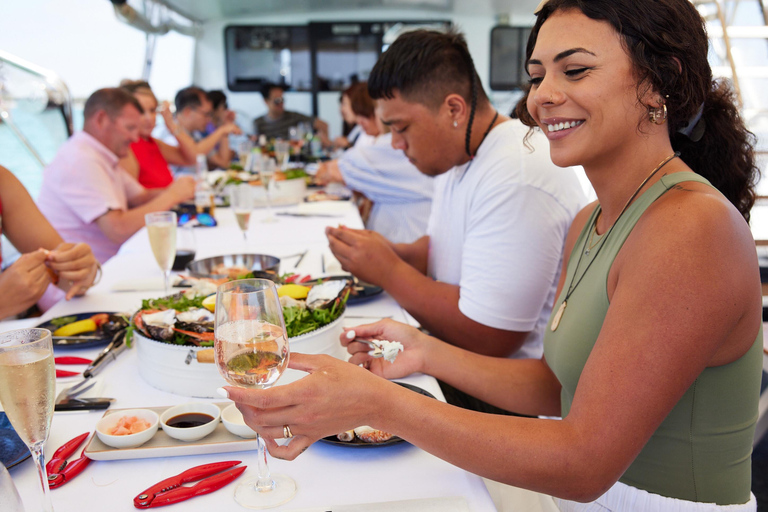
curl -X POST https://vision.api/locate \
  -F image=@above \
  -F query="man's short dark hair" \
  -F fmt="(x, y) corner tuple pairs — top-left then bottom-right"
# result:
(207, 90), (227, 110)
(83, 87), (143, 121)
(368, 29), (487, 109)
(175, 86), (207, 113)
(260, 82), (285, 101)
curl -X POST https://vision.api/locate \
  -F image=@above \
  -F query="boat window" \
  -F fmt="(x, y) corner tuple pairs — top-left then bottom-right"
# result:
(489, 26), (531, 91)
(225, 26), (311, 92)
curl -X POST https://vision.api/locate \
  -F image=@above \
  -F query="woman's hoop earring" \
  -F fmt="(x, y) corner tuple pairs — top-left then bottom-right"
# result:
(649, 104), (668, 125)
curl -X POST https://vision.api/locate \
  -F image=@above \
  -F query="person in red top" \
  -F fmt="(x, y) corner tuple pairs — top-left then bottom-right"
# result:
(118, 81), (197, 188)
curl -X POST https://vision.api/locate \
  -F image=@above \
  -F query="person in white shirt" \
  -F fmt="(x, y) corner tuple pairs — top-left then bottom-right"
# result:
(315, 82), (433, 244)
(326, 30), (586, 384)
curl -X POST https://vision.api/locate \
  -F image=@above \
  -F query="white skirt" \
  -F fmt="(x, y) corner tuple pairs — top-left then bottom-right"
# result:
(554, 480), (757, 512)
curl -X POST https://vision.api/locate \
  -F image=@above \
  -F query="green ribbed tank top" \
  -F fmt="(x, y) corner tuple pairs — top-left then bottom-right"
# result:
(543, 172), (762, 505)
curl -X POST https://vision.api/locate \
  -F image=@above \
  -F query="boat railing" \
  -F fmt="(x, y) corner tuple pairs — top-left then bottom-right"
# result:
(0, 49), (74, 169)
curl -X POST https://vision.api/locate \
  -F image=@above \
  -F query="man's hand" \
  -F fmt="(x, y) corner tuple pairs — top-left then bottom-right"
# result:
(166, 176), (196, 203)
(314, 161), (343, 186)
(0, 249), (52, 315)
(46, 243), (99, 299)
(325, 226), (400, 286)
(220, 122), (242, 136)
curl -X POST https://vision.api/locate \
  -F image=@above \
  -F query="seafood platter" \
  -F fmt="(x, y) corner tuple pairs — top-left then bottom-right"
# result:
(132, 277), (351, 398)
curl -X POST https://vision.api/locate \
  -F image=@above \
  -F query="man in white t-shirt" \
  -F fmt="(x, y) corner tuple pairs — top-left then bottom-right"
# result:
(326, 31), (586, 380)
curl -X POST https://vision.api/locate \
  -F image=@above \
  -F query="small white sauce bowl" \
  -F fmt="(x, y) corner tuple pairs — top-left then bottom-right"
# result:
(221, 404), (258, 439)
(95, 409), (159, 449)
(160, 402), (220, 442)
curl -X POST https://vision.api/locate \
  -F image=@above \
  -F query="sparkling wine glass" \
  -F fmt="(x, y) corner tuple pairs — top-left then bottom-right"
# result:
(230, 184), (254, 245)
(273, 139), (290, 171)
(0, 329), (56, 512)
(145, 211), (177, 294)
(214, 279), (295, 509)
(260, 158), (277, 223)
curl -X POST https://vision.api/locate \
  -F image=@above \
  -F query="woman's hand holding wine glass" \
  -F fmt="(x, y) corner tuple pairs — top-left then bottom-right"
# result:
(214, 278), (296, 508)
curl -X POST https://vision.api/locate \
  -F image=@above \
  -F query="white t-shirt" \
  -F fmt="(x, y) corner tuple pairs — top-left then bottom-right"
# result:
(427, 120), (587, 359)
(338, 133), (434, 244)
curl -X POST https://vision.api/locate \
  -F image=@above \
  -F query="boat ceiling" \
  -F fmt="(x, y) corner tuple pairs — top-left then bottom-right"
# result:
(155, 0), (541, 22)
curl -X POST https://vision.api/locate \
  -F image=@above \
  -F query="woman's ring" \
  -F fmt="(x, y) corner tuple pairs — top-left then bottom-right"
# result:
(283, 425), (293, 438)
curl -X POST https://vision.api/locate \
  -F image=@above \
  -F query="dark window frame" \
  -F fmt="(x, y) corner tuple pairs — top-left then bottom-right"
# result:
(489, 25), (533, 91)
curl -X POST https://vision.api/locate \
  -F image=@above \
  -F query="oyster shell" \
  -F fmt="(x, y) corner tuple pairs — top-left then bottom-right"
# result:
(306, 279), (348, 310)
(279, 295), (306, 310)
(176, 308), (214, 324)
(141, 309), (177, 341)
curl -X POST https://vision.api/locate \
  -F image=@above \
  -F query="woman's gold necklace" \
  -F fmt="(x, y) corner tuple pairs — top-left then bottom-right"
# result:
(550, 152), (680, 332)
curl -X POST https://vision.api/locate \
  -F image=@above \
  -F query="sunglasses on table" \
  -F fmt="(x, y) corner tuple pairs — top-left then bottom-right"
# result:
(178, 212), (217, 227)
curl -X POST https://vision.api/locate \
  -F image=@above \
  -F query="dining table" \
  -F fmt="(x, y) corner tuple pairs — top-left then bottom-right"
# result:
(1, 195), (498, 512)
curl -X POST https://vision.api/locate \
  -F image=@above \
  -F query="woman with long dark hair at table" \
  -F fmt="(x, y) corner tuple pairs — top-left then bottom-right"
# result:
(221, 1), (762, 509)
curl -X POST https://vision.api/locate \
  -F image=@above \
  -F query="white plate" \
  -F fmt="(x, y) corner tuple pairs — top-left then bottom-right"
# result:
(84, 403), (258, 461)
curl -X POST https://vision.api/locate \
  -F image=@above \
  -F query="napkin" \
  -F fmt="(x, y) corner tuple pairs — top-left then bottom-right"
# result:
(111, 277), (165, 292)
(297, 201), (354, 217)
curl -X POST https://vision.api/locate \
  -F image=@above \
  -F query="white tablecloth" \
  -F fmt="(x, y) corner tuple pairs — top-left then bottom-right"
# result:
(2, 200), (496, 512)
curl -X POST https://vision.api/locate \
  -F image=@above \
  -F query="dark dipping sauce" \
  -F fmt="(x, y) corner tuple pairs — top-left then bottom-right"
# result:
(166, 413), (214, 429)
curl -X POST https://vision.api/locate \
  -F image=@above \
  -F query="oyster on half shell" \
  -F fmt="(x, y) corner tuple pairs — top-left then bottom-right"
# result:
(306, 279), (349, 310)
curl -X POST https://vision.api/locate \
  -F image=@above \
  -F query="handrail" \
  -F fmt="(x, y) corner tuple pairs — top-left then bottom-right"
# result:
(0, 49), (74, 136)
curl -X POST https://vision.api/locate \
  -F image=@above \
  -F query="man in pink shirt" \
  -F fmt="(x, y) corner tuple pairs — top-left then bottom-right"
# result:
(38, 88), (195, 263)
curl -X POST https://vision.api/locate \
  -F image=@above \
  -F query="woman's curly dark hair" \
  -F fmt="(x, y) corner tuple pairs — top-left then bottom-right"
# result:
(516, 0), (759, 221)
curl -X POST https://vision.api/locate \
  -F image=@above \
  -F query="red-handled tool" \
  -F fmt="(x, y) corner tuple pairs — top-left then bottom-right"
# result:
(55, 356), (92, 379)
(46, 432), (92, 489)
(134, 461), (246, 508)
(55, 357), (93, 365)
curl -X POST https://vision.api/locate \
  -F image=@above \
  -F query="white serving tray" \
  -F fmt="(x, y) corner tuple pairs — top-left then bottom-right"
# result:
(84, 403), (258, 461)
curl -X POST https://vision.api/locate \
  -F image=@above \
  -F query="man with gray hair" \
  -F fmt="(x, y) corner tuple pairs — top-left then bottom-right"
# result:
(38, 87), (194, 263)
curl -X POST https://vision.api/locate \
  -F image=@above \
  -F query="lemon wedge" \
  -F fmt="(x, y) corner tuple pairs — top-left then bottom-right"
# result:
(202, 294), (216, 312)
(277, 284), (309, 300)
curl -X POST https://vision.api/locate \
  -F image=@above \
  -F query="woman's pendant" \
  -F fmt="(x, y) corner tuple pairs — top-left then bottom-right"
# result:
(551, 300), (566, 331)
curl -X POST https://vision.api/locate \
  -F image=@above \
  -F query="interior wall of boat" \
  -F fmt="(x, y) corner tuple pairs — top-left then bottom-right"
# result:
(193, 9), (536, 138)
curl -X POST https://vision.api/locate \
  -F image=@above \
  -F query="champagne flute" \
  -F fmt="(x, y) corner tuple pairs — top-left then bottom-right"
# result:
(214, 279), (296, 509)
(230, 184), (254, 245)
(260, 158), (277, 223)
(0, 329), (56, 512)
(274, 139), (290, 171)
(145, 211), (177, 294)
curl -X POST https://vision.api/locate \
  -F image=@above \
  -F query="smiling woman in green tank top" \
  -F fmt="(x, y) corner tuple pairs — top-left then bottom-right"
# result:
(215, 2), (763, 510)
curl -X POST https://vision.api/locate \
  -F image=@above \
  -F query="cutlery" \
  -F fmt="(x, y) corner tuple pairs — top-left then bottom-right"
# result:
(52, 335), (102, 341)
(83, 332), (127, 378)
(276, 212), (339, 218)
(54, 398), (114, 412)
(295, 249), (309, 267)
(55, 378), (98, 404)
(56, 331), (127, 404)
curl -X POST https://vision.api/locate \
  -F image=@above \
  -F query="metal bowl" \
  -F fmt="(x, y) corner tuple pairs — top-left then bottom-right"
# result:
(185, 254), (280, 281)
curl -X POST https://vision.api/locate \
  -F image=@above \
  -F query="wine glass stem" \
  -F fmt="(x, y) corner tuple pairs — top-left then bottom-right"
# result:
(163, 270), (171, 295)
(265, 190), (274, 220)
(30, 443), (54, 511)
(255, 434), (275, 492)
